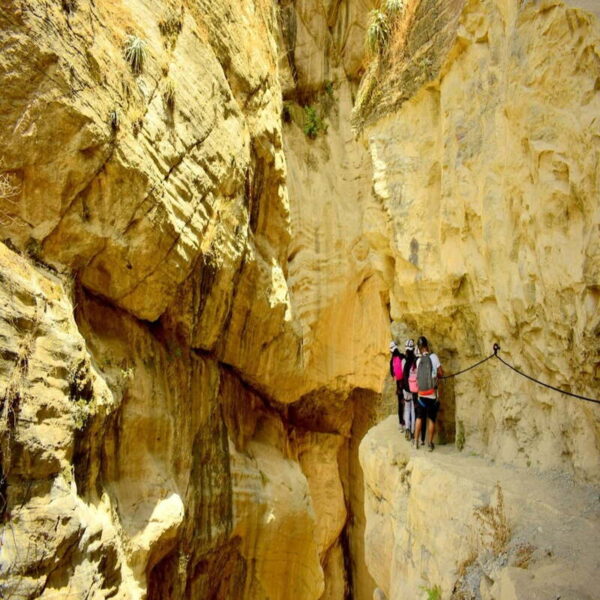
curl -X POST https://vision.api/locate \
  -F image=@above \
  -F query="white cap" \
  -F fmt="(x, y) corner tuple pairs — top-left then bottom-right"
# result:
(389, 341), (398, 352)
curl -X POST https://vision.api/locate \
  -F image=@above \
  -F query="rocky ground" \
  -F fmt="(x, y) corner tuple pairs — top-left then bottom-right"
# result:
(360, 416), (600, 600)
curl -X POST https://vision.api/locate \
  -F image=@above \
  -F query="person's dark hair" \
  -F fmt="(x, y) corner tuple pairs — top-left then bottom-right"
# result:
(417, 336), (429, 350)
(392, 348), (402, 357)
(402, 349), (416, 390)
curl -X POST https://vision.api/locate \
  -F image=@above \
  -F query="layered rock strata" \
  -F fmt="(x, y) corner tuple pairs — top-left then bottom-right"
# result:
(358, 0), (600, 480)
(360, 416), (600, 600)
(0, 0), (389, 597)
(0, 0), (599, 598)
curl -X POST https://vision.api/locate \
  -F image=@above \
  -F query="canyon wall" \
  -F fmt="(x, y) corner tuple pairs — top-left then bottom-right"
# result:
(357, 0), (600, 480)
(0, 0), (598, 599)
(356, 0), (600, 597)
(0, 0), (388, 598)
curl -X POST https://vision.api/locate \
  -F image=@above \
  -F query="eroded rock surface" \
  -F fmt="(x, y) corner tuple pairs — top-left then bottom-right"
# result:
(360, 416), (600, 600)
(0, 0), (599, 598)
(359, 0), (600, 480)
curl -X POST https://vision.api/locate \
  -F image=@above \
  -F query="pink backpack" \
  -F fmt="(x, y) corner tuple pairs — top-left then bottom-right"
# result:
(392, 356), (403, 380)
(408, 363), (418, 392)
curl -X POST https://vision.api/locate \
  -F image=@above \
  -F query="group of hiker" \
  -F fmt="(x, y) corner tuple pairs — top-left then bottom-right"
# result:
(389, 336), (443, 451)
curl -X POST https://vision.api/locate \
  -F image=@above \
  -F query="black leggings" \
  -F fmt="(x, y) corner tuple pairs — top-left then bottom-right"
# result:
(396, 381), (404, 425)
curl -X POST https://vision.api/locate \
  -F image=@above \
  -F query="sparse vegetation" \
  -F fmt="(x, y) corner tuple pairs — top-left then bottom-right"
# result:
(366, 9), (390, 55)
(109, 110), (120, 132)
(25, 238), (42, 261)
(0, 168), (20, 202)
(513, 543), (536, 569)
(163, 78), (176, 111)
(282, 101), (293, 123)
(123, 35), (147, 75)
(456, 549), (477, 579)
(0, 161), (21, 227)
(456, 420), (465, 451)
(119, 367), (135, 384)
(131, 109), (144, 136)
(159, 9), (183, 48)
(61, 0), (77, 13)
(384, 0), (405, 14)
(474, 483), (511, 555)
(303, 105), (325, 139)
(421, 584), (442, 600)
(73, 397), (91, 430)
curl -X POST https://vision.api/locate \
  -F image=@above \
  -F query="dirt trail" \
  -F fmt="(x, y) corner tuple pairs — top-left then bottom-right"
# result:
(360, 416), (600, 600)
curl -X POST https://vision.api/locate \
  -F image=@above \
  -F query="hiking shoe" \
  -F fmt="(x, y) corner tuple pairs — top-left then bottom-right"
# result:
(428, 442), (434, 452)
(405, 430), (410, 441)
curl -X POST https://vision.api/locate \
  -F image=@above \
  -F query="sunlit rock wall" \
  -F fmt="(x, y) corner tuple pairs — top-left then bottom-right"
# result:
(358, 0), (600, 481)
(0, 0), (389, 598)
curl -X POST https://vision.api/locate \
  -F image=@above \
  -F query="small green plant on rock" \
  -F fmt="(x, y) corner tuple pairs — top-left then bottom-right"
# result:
(124, 35), (147, 75)
(109, 110), (120, 132)
(366, 9), (390, 55)
(456, 420), (465, 451)
(303, 105), (325, 139)
(421, 584), (442, 600)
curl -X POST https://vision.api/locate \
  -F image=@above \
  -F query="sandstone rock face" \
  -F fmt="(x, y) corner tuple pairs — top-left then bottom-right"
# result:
(0, 244), (133, 599)
(0, 0), (391, 596)
(360, 416), (600, 599)
(1, 0), (599, 598)
(358, 0), (600, 481)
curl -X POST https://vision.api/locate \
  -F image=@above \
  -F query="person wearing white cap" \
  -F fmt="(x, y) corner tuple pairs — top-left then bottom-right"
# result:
(389, 341), (405, 430)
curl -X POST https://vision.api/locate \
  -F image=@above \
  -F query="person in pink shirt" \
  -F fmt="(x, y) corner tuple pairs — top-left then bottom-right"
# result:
(389, 341), (405, 431)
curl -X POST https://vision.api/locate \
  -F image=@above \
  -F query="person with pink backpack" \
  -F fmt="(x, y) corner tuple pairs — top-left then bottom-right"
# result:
(389, 341), (405, 431)
(401, 339), (419, 441)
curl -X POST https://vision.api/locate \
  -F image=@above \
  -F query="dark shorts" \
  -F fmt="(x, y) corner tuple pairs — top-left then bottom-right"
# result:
(416, 396), (439, 422)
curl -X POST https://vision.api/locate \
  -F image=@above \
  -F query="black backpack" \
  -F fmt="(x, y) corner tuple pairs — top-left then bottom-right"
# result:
(417, 354), (435, 391)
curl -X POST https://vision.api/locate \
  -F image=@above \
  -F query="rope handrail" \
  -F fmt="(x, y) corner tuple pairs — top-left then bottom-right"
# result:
(439, 343), (600, 405)
(439, 352), (496, 379)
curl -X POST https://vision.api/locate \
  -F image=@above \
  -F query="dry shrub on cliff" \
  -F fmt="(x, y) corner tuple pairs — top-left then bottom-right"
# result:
(0, 163), (21, 227)
(512, 542), (536, 569)
(0, 168), (20, 202)
(123, 35), (147, 75)
(474, 483), (511, 555)
(163, 78), (176, 111)
(366, 1), (407, 55)
(61, 0), (77, 13)
(159, 9), (183, 48)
